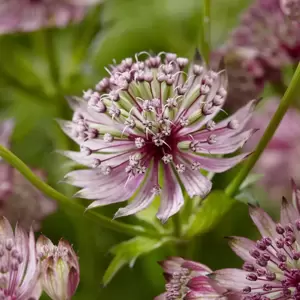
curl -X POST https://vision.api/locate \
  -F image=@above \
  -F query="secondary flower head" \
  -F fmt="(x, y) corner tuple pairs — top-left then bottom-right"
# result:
(211, 184), (300, 299)
(60, 52), (256, 222)
(156, 256), (223, 300)
(0, 0), (100, 34)
(214, 0), (300, 110)
(37, 235), (80, 300)
(0, 217), (40, 299)
(0, 120), (57, 230)
(244, 99), (300, 202)
(280, 0), (300, 19)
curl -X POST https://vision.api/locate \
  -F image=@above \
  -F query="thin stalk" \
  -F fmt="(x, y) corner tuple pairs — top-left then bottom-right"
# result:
(225, 63), (300, 197)
(44, 29), (62, 94)
(0, 145), (163, 239)
(198, 0), (211, 64)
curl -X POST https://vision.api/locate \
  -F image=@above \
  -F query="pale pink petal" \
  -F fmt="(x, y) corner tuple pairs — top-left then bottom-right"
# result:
(210, 269), (260, 290)
(86, 175), (145, 209)
(114, 162), (158, 218)
(184, 152), (250, 173)
(196, 129), (256, 155)
(0, 216), (14, 239)
(227, 236), (256, 263)
(280, 197), (299, 227)
(83, 139), (135, 153)
(156, 165), (184, 223)
(176, 161), (212, 198)
(187, 275), (219, 294)
(249, 206), (277, 239)
(292, 179), (300, 214)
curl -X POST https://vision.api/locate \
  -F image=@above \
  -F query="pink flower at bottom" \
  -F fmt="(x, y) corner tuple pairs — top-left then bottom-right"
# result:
(211, 184), (300, 299)
(155, 256), (225, 300)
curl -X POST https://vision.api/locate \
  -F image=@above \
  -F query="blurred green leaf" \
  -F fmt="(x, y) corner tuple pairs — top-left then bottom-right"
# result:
(239, 173), (264, 191)
(103, 236), (169, 286)
(185, 190), (235, 238)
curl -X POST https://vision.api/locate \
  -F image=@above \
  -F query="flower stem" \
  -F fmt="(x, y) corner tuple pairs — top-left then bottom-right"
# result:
(44, 29), (61, 94)
(0, 145), (162, 239)
(225, 62), (300, 197)
(198, 0), (211, 64)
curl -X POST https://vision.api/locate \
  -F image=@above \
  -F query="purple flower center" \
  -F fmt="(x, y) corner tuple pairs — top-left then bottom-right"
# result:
(242, 220), (300, 299)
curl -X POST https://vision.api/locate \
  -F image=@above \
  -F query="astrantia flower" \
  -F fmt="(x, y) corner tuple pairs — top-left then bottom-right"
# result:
(37, 235), (80, 300)
(0, 120), (57, 230)
(60, 52), (256, 222)
(211, 184), (300, 299)
(155, 256), (224, 300)
(214, 0), (300, 109)
(244, 99), (300, 202)
(0, 0), (100, 34)
(212, 48), (265, 111)
(280, 0), (300, 19)
(0, 216), (41, 299)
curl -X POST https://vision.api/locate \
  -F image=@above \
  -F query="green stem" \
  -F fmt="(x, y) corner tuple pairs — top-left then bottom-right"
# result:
(44, 29), (61, 94)
(0, 145), (162, 239)
(225, 63), (300, 197)
(198, 0), (211, 64)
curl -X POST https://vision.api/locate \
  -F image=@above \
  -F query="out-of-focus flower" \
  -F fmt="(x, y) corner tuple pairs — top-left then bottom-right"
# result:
(212, 48), (266, 111)
(0, 119), (14, 200)
(0, 216), (41, 299)
(0, 0), (101, 34)
(244, 98), (300, 202)
(281, 0), (300, 19)
(0, 120), (57, 231)
(155, 256), (224, 300)
(214, 0), (300, 110)
(60, 52), (256, 222)
(211, 184), (300, 299)
(36, 235), (80, 300)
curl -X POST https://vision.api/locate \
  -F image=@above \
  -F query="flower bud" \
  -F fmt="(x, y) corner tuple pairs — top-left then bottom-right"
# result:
(37, 236), (80, 300)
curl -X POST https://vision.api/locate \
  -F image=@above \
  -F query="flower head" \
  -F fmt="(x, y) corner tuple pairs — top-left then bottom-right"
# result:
(280, 0), (300, 19)
(37, 235), (80, 300)
(244, 99), (300, 202)
(211, 184), (300, 299)
(0, 0), (100, 34)
(0, 120), (57, 230)
(0, 216), (40, 299)
(214, 0), (300, 110)
(60, 52), (256, 222)
(156, 256), (223, 300)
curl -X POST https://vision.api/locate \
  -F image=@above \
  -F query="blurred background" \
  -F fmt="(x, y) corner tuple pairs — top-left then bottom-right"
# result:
(0, 0), (287, 299)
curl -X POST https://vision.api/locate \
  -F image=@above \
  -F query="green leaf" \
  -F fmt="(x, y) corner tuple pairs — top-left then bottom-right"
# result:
(239, 173), (264, 191)
(103, 237), (169, 286)
(184, 190), (235, 238)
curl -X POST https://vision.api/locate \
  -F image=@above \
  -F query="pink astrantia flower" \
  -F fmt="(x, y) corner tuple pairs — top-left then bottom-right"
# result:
(0, 120), (57, 230)
(60, 52), (256, 222)
(211, 184), (300, 299)
(155, 256), (224, 300)
(0, 0), (101, 34)
(214, 0), (300, 110)
(244, 99), (300, 202)
(36, 235), (80, 300)
(280, 0), (300, 19)
(0, 216), (41, 299)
